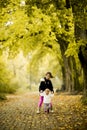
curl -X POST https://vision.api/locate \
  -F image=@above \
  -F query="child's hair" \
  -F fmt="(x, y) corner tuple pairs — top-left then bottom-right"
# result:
(45, 88), (50, 95)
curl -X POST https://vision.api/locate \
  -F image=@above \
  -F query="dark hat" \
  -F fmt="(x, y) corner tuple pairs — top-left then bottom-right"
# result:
(46, 72), (54, 78)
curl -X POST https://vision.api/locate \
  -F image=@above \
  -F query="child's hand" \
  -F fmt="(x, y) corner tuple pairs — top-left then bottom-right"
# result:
(51, 91), (54, 94)
(40, 90), (43, 93)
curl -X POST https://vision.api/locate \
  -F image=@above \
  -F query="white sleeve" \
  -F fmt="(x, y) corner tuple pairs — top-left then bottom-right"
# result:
(40, 78), (45, 81)
(40, 92), (44, 96)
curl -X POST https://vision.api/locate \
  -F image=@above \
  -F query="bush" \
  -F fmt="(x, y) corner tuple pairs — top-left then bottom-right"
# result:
(0, 83), (19, 94)
(0, 93), (7, 100)
(81, 97), (87, 105)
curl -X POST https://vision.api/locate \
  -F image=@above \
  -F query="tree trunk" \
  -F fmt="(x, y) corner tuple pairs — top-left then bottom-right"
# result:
(79, 46), (87, 96)
(61, 65), (66, 91)
(57, 35), (79, 92)
(73, 60), (81, 92)
(83, 64), (87, 97)
(61, 50), (75, 92)
(69, 0), (87, 97)
(74, 21), (87, 97)
(61, 52), (81, 93)
(68, 57), (75, 92)
(64, 56), (71, 92)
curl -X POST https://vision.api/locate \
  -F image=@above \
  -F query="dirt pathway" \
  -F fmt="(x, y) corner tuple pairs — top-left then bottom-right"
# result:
(0, 92), (87, 130)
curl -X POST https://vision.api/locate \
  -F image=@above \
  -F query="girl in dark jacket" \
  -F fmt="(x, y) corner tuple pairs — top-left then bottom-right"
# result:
(37, 72), (54, 113)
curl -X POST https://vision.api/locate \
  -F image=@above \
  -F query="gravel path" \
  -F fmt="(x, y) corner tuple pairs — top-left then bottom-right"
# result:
(0, 92), (87, 130)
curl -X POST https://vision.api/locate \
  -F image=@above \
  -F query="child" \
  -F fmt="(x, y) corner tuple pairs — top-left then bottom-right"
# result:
(40, 88), (54, 113)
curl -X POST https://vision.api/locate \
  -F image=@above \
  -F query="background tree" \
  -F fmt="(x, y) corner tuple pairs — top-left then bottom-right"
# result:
(65, 0), (87, 97)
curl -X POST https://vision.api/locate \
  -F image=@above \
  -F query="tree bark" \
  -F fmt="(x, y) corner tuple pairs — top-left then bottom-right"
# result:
(79, 46), (87, 96)
(74, 20), (87, 97)
(83, 64), (87, 97)
(60, 46), (76, 92)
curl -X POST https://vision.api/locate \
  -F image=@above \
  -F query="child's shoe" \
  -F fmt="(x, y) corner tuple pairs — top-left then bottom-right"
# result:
(50, 110), (54, 113)
(36, 110), (40, 113)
